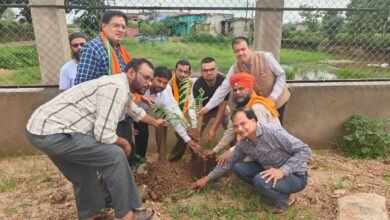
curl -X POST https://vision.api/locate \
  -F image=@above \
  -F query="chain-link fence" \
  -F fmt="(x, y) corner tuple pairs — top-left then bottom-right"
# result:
(0, 0), (389, 86)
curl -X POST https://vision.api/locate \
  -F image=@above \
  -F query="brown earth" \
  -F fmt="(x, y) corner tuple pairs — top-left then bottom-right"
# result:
(0, 151), (389, 219)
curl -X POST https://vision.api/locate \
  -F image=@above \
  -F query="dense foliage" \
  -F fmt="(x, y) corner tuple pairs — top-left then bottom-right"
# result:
(339, 115), (390, 159)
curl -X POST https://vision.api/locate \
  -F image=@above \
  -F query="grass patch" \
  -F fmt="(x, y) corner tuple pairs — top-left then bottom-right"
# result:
(0, 176), (18, 192)
(3, 206), (17, 216)
(0, 46), (39, 69)
(164, 178), (312, 219)
(122, 39), (234, 74)
(0, 66), (41, 85)
(337, 68), (390, 79)
(280, 48), (336, 64)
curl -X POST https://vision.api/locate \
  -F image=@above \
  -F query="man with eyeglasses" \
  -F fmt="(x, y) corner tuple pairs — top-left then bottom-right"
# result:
(133, 66), (201, 162)
(59, 32), (87, 90)
(75, 11), (130, 84)
(74, 11), (141, 169)
(27, 58), (164, 220)
(192, 57), (230, 142)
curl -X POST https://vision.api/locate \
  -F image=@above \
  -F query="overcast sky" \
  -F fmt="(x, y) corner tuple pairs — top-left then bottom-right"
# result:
(66, 0), (351, 24)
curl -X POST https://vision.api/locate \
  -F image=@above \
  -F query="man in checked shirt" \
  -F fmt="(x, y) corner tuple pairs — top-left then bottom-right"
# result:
(26, 58), (164, 220)
(193, 108), (311, 214)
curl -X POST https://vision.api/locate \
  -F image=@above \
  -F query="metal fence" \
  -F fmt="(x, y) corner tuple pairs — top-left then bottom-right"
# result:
(0, 0), (389, 86)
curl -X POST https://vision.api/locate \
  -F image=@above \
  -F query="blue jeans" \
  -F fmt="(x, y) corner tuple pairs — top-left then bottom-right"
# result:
(233, 161), (307, 209)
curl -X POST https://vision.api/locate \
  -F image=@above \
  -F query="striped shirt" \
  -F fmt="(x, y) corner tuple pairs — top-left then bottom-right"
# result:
(27, 74), (145, 144)
(75, 36), (127, 85)
(208, 123), (311, 180)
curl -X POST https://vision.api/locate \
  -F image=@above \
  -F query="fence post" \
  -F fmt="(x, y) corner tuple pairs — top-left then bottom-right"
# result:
(30, 0), (70, 85)
(253, 0), (284, 61)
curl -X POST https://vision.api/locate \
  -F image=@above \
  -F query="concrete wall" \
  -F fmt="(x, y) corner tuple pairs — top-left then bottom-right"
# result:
(1, 82), (389, 157)
(0, 88), (61, 156)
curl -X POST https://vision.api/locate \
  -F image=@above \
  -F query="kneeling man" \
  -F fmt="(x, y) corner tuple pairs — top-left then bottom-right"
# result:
(193, 108), (311, 213)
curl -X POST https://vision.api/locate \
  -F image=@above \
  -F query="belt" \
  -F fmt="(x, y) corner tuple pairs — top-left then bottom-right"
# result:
(293, 171), (307, 176)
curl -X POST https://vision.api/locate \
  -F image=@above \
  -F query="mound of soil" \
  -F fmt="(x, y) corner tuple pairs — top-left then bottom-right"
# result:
(135, 157), (216, 202)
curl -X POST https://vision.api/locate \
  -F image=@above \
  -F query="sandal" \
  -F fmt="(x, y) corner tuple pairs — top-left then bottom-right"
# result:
(95, 208), (114, 220)
(133, 208), (160, 220)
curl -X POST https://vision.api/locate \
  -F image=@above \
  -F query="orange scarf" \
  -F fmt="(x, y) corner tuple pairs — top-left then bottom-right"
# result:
(99, 32), (131, 74)
(99, 32), (140, 102)
(245, 92), (279, 117)
(172, 74), (190, 115)
(236, 92), (279, 141)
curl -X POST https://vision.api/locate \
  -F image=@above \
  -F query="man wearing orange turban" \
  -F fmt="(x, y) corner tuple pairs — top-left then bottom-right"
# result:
(204, 71), (280, 162)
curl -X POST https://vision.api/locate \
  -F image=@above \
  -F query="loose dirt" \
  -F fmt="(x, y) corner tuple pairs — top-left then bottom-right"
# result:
(0, 151), (388, 219)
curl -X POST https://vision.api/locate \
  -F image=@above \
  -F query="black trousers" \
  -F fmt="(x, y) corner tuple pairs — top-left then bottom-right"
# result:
(116, 116), (136, 166)
(133, 121), (149, 158)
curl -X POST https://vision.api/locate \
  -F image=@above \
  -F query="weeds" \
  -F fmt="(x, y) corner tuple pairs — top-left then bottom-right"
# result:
(338, 115), (390, 159)
(0, 175), (18, 192)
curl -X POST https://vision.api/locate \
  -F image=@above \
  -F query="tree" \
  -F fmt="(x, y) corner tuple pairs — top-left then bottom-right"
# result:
(345, 0), (390, 34)
(65, 0), (105, 38)
(321, 11), (344, 40)
(298, 5), (322, 32)
(0, 0), (31, 23)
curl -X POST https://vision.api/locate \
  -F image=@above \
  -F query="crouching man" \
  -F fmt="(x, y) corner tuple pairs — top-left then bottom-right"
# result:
(26, 58), (163, 220)
(192, 108), (311, 214)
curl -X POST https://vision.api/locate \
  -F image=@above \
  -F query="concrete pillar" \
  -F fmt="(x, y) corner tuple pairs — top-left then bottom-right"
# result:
(30, 0), (70, 85)
(253, 0), (284, 60)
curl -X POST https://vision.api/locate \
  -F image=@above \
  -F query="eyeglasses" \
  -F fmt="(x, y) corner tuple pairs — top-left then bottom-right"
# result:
(201, 68), (216, 73)
(109, 23), (127, 30)
(137, 71), (153, 83)
(71, 43), (85, 48)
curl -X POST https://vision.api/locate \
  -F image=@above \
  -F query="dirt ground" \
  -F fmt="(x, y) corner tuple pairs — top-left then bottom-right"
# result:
(0, 151), (389, 219)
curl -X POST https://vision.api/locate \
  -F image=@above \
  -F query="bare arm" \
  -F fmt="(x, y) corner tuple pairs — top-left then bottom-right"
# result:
(207, 101), (228, 141)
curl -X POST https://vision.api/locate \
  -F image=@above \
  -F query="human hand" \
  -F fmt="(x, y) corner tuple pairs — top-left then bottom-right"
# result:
(260, 168), (285, 188)
(191, 176), (210, 190)
(206, 128), (216, 142)
(132, 129), (139, 136)
(187, 140), (201, 155)
(115, 137), (132, 156)
(141, 96), (156, 105)
(216, 150), (232, 165)
(187, 128), (200, 141)
(203, 149), (216, 160)
(154, 119), (168, 128)
(197, 107), (209, 116)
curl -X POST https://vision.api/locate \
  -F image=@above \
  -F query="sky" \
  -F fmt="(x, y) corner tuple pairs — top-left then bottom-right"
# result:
(63, 0), (352, 24)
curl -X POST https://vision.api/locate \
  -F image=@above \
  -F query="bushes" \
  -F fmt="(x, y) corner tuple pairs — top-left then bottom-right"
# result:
(0, 20), (35, 43)
(339, 115), (390, 159)
(182, 33), (231, 44)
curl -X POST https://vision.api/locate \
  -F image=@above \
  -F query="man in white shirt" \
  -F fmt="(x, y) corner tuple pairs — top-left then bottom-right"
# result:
(198, 36), (290, 124)
(59, 32), (87, 90)
(133, 66), (201, 162)
(26, 58), (165, 220)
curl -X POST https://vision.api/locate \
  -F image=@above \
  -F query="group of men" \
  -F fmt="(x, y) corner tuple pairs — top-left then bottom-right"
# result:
(28, 10), (311, 220)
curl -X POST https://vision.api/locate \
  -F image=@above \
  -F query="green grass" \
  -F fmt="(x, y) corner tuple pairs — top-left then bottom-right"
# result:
(0, 67), (41, 85)
(1, 39), (388, 85)
(280, 48), (336, 64)
(0, 176), (18, 192)
(163, 178), (313, 219)
(122, 39), (234, 74)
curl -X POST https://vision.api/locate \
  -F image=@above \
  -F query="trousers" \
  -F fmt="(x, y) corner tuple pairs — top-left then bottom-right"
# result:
(233, 161), (307, 209)
(26, 131), (142, 219)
